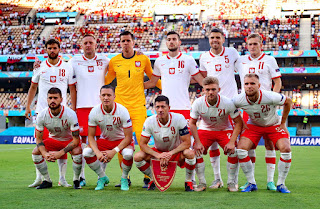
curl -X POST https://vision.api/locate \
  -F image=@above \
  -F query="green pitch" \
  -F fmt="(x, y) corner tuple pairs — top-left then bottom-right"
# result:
(0, 145), (319, 209)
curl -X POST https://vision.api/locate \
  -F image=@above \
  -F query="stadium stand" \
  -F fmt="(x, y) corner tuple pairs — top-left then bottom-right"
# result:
(0, 0), (36, 26)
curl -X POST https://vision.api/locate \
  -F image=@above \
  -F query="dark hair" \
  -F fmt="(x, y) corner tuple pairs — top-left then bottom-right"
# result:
(119, 31), (135, 40)
(210, 28), (224, 36)
(167, 31), (180, 40)
(48, 87), (62, 96)
(100, 85), (115, 93)
(45, 39), (60, 48)
(155, 95), (169, 105)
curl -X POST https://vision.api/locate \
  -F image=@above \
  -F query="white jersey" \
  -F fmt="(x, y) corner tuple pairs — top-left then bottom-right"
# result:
(190, 94), (240, 131)
(141, 112), (189, 152)
(88, 102), (132, 141)
(200, 47), (239, 98)
(36, 105), (79, 141)
(153, 52), (199, 110)
(232, 90), (286, 127)
(236, 53), (281, 91)
(69, 54), (110, 108)
(31, 59), (76, 114)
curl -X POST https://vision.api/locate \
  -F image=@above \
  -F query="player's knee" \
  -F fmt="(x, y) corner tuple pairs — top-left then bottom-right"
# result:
(32, 154), (43, 163)
(248, 149), (256, 157)
(264, 140), (275, 150)
(72, 146), (82, 155)
(122, 148), (133, 161)
(72, 154), (82, 164)
(210, 142), (219, 150)
(32, 147), (40, 155)
(183, 149), (195, 159)
(280, 146), (291, 153)
(83, 147), (95, 158)
(134, 151), (144, 162)
(237, 149), (248, 160)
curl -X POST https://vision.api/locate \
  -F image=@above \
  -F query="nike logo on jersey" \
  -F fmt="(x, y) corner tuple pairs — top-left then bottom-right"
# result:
(154, 131), (159, 133)
(98, 120), (104, 122)
(117, 65), (121, 67)
(242, 63), (246, 64)
(206, 62), (210, 64)
(161, 64), (165, 66)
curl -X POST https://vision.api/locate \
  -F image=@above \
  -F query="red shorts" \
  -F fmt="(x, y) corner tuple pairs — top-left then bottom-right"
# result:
(77, 108), (101, 137)
(197, 130), (233, 154)
(241, 124), (289, 147)
(151, 147), (184, 168)
(34, 127), (49, 139)
(170, 110), (190, 120)
(43, 138), (81, 154)
(96, 138), (135, 154)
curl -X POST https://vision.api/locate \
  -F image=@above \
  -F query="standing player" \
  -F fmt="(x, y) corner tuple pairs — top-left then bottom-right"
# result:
(83, 85), (134, 191)
(105, 31), (161, 187)
(235, 33), (282, 191)
(69, 34), (110, 187)
(189, 77), (243, 192)
(144, 31), (203, 119)
(233, 74), (292, 193)
(134, 95), (196, 191)
(26, 39), (76, 188)
(198, 28), (240, 189)
(31, 87), (82, 189)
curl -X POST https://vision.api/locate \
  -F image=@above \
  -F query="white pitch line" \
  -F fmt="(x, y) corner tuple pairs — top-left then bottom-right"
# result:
(0, 147), (33, 151)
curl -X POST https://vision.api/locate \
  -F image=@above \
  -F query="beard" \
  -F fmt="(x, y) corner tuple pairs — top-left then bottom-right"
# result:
(48, 53), (59, 60)
(49, 103), (61, 110)
(168, 47), (178, 52)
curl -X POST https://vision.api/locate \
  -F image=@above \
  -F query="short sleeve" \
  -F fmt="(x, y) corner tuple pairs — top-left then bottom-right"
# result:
(69, 110), (79, 132)
(35, 112), (45, 132)
(199, 53), (207, 72)
(121, 108), (133, 129)
(152, 59), (161, 77)
(88, 108), (98, 127)
(141, 118), (152, 138)
(228, 101), (241, 119)
(268, 57), (281, 79)
(272, 92), (286, 106)
(31, 68), (40, 84)
(189, 57), (200, 76)
(190, 100), (200, 120)
(177, 114), (188, 130)
(67, 63), (76, 85)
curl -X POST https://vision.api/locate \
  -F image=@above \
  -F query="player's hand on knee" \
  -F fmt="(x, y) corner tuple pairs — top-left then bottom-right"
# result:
(96, 151), (105, 162)
(194, 142), (204, 157)
(224, 142), (235, 155)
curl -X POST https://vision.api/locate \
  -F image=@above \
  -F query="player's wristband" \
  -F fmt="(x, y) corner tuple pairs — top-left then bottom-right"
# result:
(114, 147), (120, 153)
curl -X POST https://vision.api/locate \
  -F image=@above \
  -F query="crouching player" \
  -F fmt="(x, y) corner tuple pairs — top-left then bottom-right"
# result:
(189, 77), (243, 192)
(233, 73), (292, 193)
(134, 95), (196, 191)
(32, 87), (82, 189)
(83, 85), (134, 191)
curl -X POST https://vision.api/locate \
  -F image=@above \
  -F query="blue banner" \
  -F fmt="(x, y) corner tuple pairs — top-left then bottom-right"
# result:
(36, 12), (78, 18)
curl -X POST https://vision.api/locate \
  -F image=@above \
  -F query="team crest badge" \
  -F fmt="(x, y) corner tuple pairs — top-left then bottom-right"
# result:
(106, 125), (113, 131)
(254, 112), (261, 118)
(210, 117), (217, 122)
(249, 67), (255, 73)
(151, 159), (177, 192)
(50, 76), (56, 83)
(88, 66), (94, 72)
(135, 61), (141, 67)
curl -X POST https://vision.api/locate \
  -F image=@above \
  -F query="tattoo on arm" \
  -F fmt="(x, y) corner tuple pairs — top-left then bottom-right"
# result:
(72, 130), (79, 137)
(37, 142), (45, 148)
(63, 141), (75, 153)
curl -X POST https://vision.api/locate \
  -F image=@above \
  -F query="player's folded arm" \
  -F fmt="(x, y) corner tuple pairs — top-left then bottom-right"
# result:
(170, 126), (191, 155)
(117, 126), (133, 151)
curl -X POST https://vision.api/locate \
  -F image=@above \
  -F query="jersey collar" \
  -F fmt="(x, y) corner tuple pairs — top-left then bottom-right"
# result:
(100, 102), (117, 115)
(246, 90), (263, 105)
(166, 52), (182, 60)
(46, 59), (62, 67)
(157, 113), (172, 128)
(205, 94), (220, 108)
(209, 47), (225, 57)
(48, 105), (65, 118)
(82, 54), (97, 61)
(248, 53), (265, 61)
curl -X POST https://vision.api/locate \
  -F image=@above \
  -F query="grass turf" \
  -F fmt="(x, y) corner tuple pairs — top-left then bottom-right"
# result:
(0, 145), (319, 209)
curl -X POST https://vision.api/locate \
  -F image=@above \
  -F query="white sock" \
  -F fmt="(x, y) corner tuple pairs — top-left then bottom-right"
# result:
(72, 154), (82, 181)
(35, 167), (42, 181)
(185, 158), (196, 182)
(227, 153), (238, 184)
(100, 162), (107, 172)
(209, 143), (221, 181)
(32, 154), (51, 182)
(135, 160), (153, 180)
(248, 149), (256, 176)
(265, 150), (276, 183)
(277, 152), (292, 186)
(237, 149), (256, 185)
(195, 157), (206, 185)
(80, 142), (87, 179)
(121, 149), (133, 179)
(87, 159), (106, 178)
(58, 159), (68, 182)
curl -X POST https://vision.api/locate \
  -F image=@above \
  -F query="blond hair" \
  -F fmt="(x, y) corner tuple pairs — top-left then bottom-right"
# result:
(203, 76), (220, 86)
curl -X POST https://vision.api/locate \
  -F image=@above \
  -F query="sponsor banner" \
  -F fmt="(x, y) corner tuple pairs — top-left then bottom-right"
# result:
(151, 159), (177, 192)
(257, 136), (320, 146)
(0, 136), (36, 144)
